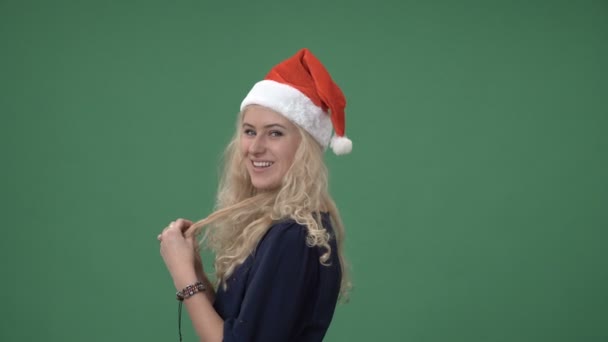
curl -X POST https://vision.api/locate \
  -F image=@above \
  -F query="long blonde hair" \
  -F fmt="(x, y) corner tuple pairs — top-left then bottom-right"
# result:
(187, 109), (351, 298)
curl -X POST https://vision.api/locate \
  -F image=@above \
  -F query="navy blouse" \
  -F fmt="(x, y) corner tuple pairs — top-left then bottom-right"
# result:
(213, 213), (342, 341)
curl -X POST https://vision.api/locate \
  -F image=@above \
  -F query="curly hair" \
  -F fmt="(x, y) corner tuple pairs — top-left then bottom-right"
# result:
(187, 107), (351, 299)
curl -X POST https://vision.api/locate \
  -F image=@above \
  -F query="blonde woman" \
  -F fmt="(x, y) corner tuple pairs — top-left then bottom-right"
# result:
(158, 48), (353, 342)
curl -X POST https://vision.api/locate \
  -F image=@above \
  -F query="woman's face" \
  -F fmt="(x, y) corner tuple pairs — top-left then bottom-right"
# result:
(240, 105), (302, 191)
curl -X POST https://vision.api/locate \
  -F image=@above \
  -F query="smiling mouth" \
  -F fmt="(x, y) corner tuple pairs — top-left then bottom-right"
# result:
(252, 161), (274, 168)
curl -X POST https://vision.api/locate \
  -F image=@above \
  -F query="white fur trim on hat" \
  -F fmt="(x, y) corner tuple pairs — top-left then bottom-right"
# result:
(240, 80), (332, 147)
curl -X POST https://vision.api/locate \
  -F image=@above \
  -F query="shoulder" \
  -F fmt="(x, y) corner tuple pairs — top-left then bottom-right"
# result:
(245, 219), (314, 276)
(256, 219), (308, 253)
(253, 212), (334, 259)
(258, 212), (332, 247)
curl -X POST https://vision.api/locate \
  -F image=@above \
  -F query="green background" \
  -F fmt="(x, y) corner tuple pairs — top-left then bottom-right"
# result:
(1, 0), (607, 341)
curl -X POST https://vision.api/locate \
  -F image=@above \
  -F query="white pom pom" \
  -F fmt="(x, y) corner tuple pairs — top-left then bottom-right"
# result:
(330, 135), (352, 155)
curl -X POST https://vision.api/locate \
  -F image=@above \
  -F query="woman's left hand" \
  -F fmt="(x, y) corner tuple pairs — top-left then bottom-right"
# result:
(158, 218), (198, 287)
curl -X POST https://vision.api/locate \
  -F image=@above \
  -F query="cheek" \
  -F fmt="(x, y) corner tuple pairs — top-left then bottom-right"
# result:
(239, 139), (249, 155)
(281, 140), (300, 165)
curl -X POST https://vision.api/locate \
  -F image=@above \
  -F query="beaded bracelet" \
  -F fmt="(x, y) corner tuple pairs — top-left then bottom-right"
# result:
(176, 281), (206, 301)
(176, 281), (206, 341)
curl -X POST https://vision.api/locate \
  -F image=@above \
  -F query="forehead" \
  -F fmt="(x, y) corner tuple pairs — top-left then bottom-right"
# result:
(242, 105), (296, 128)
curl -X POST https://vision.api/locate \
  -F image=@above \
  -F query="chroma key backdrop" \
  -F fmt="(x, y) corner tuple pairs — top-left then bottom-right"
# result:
(1, 1), (607, 341)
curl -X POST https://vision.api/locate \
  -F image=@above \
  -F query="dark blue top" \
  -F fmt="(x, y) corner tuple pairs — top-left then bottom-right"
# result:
(213, 213), (342, 342)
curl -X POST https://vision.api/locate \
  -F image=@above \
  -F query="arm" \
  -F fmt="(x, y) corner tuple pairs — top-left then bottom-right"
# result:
(171, 269), (223, 342)
(194, 245), (216, 304)
(222, 222), (317, 341)
(160, 219), (223, 342)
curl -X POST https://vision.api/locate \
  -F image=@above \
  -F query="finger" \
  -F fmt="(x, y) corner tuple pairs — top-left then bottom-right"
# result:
(158, 221), (176, 241)
(184, 233), (195, 243)
(174, 218), (194, 233)
(163, 223), (189, 240)
(161, 221), (174, 234)
(194, 239), (203, 254)
(180, 218), (194, 225)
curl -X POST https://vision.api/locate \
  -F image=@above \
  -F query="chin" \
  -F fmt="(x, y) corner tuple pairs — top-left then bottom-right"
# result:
(252, 179), (281, 191)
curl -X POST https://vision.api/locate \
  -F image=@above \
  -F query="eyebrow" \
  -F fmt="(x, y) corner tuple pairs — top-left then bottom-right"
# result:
(242, 122), (288, 129)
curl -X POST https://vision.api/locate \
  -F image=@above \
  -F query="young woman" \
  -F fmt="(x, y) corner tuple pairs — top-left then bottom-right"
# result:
(158, 48), (353, 342)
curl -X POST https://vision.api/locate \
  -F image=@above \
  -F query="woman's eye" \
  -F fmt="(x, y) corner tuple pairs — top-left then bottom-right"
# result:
(244, 129), (256, 136)
(269, 130), (283, 137)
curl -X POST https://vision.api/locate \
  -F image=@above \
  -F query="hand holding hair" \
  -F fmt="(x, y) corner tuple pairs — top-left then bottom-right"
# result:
(159, 218), (200, 289)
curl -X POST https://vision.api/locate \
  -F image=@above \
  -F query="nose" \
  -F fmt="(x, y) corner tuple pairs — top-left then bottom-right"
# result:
(248, 135), (266, 154)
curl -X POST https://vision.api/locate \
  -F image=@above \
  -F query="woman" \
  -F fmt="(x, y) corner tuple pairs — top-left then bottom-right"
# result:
(158, 48), (353, 342)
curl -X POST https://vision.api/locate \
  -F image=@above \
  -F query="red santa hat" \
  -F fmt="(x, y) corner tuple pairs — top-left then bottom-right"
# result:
(240, 48), (352, 155)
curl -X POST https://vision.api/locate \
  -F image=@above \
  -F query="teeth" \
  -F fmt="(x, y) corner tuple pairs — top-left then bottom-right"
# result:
(253, 161), (273, 168)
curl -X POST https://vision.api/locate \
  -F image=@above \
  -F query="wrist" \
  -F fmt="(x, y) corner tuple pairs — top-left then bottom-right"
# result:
(171, 269), (199, 290)
(176, 281), (206, 301)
